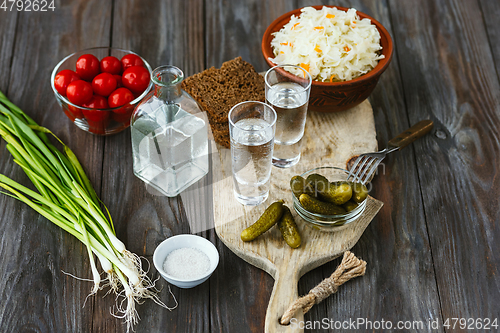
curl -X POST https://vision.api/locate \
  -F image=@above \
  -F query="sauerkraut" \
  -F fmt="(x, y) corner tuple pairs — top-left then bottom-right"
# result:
(270, 6), (384, 82)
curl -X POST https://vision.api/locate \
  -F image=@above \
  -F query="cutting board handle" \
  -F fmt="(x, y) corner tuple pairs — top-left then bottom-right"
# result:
(265, 264), (304, 333)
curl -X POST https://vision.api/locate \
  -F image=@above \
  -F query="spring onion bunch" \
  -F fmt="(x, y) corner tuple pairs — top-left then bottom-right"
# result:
(0, 91), (175, 331)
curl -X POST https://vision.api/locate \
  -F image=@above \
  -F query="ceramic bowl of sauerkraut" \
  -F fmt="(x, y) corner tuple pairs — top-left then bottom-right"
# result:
(261, 6), (393, 113)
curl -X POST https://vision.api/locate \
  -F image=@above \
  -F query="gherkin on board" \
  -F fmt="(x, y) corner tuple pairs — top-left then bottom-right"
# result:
(241, 200), (284, 242)
(277, 205), (301, 248)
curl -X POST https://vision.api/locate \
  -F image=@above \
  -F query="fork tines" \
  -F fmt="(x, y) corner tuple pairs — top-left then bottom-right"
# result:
(347, 154), (384, 184)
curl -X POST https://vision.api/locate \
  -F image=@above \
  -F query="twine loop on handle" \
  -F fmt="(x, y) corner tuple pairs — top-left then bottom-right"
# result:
(280, 251), (367, 325)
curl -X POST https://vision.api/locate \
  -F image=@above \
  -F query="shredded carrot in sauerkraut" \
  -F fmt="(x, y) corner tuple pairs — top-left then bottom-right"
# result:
(270, 6), (384, 82)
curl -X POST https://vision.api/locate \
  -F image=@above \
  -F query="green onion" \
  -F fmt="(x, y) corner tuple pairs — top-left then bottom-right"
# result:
(0, 91), (176, 332)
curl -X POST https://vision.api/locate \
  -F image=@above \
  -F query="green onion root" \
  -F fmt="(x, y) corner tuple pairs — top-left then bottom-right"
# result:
(0, 91), (176, 332)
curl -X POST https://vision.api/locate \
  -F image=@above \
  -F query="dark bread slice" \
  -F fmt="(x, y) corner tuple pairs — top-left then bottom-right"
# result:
(206, 112), (230, 148)
(183, 59), (265, 123)
(212, 129), (231, 149)
(207, 112), (229, 132)
(182, 57), (265, 134)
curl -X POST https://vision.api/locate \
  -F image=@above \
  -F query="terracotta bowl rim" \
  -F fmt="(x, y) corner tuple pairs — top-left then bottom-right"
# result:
(261, 5), (394, 88)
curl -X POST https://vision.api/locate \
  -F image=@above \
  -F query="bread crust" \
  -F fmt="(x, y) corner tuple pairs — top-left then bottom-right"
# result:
(182, 57), (265, 148)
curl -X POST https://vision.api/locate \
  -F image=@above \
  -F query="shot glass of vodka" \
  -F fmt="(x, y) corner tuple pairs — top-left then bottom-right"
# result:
(229, 101), (277, 206)
(265, 65), (311, 168)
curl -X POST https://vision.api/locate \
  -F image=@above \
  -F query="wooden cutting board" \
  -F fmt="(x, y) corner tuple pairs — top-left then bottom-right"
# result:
(212, 100), (383, 332)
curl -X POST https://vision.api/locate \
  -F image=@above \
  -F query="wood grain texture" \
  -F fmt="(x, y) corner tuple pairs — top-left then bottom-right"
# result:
(0, 10), (20, 332)
(204, 2), (303, 332)
(0, 11), (17, 93)
(389, 0), (500, 322)
(205, 0), (297, 71)
(100, 0), (209, 332)
(479, 0), (500, 81)
(0, 1), (111, 332)
(212, 101), (382, 333)
(290, 1), (445, 331)
(0, 0), (499, 332)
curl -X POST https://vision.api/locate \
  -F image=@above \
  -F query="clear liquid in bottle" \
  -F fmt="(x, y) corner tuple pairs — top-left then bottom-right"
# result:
(131, 66), (208, 197)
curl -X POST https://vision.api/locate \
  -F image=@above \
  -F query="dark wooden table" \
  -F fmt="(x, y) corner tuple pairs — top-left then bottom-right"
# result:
(1, 0), (499, 332)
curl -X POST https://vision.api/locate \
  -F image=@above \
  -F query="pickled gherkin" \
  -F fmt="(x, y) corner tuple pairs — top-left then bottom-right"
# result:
(342, 200), (359, 212)
(305, 173), (329, 197)
(290, 176), (307, 198)
(351, 182), (369, 203)
(290, 171), (371, 216)
(241, 200), (284, 242)
(299, 194), (346, 215)
(277, 206), (301, 248)
(321, 181), (352, 205)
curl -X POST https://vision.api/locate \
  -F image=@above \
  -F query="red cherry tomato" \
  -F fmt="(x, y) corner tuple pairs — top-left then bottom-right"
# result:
(76, 54), (100, 81)
(54, 70), (80, 96)
(111, 106), (134, 124)
(122, 66), (150, 94)
(113, 75), (123, 88)
(63, 109), (76, 122)
(82, 96), (110, 122)
(66, 80), (93, 106)
(82, 95), (109, 109)
(121, 54), (144, 71)
(108, 88), (134, 108)
(92, 73), (117, 97)
(87, 118), (110, 135)
(82, 96), (110, 134)
(63, 104), (83, 121)
(100, 56), (122, 75)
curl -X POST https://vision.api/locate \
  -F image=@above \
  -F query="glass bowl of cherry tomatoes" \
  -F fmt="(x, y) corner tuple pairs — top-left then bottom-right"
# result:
(51, 47), (153, 135)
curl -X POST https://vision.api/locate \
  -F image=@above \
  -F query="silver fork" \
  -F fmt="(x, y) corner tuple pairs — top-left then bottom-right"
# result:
(347, 120), (434, 184)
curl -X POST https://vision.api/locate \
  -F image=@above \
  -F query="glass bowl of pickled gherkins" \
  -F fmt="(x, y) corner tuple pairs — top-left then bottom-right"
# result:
(290, 167), (369, 231)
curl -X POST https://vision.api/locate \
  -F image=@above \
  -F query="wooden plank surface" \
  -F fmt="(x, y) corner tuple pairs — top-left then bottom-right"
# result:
(389, 0), (500, 323)
(292, 1), (445, 331)
(212, 99), (382, 333)
(98, 0), (209, 332)
(479, 0), (500, 81)
(0, 0), (499, 332)
(0, 10), (17, 93)
(205, 2), (298, 332)
(0, 0), (111, 331)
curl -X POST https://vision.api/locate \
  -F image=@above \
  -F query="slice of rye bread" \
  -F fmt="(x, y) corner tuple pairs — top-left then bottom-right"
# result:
(182, 57), (265, 147)
(206, 112), (230, 148)
(212, 128), (231, 149)
(206, 111), (228, 131)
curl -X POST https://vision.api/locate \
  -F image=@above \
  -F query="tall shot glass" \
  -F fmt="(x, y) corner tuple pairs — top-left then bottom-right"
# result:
(265, 65), (312, 168)
(229, 101), (277, 206)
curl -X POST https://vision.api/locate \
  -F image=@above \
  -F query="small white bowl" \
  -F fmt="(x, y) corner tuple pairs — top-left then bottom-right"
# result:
(153, 234), (219, 289)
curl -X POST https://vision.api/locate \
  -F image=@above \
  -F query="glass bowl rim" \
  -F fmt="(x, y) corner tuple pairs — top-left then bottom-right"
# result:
(50, 46), (153, 112)
(292, 166), (367, 221)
